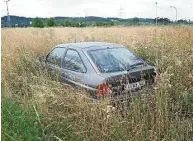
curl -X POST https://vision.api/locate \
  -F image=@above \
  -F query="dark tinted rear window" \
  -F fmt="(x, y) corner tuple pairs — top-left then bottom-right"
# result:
(87, 47), (143, 73)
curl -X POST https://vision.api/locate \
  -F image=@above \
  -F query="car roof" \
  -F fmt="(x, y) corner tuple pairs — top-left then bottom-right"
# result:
(56, 42), (124, 50)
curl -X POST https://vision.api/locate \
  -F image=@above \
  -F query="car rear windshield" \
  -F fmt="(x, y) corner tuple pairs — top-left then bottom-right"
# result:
(87, 47), (143, 73)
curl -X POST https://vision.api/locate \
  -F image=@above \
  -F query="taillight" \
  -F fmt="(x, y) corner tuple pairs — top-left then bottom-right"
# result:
(154, 67), (160, 76)
(96, 83), (112, 95)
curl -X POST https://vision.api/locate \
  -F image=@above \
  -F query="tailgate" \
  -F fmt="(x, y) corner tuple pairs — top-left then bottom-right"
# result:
(102, 65), (156, 98)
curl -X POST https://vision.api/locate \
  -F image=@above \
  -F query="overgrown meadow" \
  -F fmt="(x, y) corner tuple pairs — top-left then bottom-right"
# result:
(2, 26), (193, 141)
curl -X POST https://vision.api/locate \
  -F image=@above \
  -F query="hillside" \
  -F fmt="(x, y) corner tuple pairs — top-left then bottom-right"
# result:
(1, 15), (154, 27)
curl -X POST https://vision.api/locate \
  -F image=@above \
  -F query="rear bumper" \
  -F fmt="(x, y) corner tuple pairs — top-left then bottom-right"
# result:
(61, 73), (158, 104)
(110, 86), (154, 103)
(87, 84), (155, 104)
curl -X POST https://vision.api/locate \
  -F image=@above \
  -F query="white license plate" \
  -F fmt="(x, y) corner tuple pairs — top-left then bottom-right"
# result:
(127, 80), (145, 90)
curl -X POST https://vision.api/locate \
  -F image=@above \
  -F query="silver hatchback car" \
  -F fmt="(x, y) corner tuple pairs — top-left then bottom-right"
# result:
(40, 42), (159, 101)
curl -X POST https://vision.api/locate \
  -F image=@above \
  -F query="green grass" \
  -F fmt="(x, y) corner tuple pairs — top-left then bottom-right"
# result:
(2, 96), (42, 141)
(1, 88), (83, 141)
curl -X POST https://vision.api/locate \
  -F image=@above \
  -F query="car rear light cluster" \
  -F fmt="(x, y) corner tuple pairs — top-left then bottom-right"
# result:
(96, 83), (112, 95)
(154, 67), (160, 76)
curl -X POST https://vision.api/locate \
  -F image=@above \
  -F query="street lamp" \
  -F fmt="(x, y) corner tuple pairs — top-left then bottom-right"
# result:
(155, 2), (158, 26)
(170, 6), (177, 22)
(84, 10), (87, 26)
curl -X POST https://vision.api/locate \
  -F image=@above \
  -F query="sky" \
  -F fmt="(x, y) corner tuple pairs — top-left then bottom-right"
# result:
(1, 0), (193, 20)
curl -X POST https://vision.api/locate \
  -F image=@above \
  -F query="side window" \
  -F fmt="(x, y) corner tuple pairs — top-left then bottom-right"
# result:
(63, 49), (86, 73)
(46, 47), (66, 67)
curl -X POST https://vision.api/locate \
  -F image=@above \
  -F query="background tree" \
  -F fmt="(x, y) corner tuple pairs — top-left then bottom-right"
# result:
(154, 17), (171, 25)
(32, 17), (44, 28)
(177, 19), (188, 24)
(133, 17), (140, 25)
(61, 19), (72, 27)
(46, 18), (56, 27)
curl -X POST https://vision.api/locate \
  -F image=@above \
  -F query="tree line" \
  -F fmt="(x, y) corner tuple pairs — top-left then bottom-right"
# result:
(31, 17), (115, 28)
(32, 17), (193, 28)
(3, 17), (192, 28)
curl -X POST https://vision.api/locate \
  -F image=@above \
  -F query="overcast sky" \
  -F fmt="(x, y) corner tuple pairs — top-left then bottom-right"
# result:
(1, 0), (193, 20)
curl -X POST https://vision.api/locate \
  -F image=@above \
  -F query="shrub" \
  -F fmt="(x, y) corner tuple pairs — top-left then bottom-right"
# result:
(32, 17), (44, 28)
(46, 18), (56, 27)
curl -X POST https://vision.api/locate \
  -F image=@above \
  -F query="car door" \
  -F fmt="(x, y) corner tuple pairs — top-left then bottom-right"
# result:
(61, 49), (87, 87)
(45, 47), (67, 79)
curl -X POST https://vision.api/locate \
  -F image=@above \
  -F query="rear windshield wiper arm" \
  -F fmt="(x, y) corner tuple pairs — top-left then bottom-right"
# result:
(127, 62), (144, 71)
(130, 62), (144, 67)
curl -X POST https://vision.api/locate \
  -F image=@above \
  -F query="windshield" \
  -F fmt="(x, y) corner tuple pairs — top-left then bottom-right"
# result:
(87, 47), (143, 73)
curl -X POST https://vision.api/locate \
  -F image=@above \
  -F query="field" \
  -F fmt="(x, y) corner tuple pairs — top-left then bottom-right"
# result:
(2, 26), (193, 141)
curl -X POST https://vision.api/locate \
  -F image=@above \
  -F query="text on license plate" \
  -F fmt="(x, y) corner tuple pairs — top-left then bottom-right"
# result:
(127, 80), (145, 90)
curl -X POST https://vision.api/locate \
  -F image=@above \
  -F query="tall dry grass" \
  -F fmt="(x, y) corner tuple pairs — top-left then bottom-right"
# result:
(2, 26), (193, 140)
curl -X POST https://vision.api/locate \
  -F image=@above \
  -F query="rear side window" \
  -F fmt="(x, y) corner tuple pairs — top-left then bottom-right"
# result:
(46, 47), (66, 67)
(63, 49), (86, 73)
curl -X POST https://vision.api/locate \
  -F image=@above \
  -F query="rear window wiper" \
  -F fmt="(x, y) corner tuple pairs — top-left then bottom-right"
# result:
(127, 62), (144, 71)
(130, 62), (144, 67)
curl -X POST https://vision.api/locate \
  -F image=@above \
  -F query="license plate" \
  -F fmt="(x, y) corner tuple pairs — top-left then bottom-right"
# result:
(127, 80), (145, 90)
